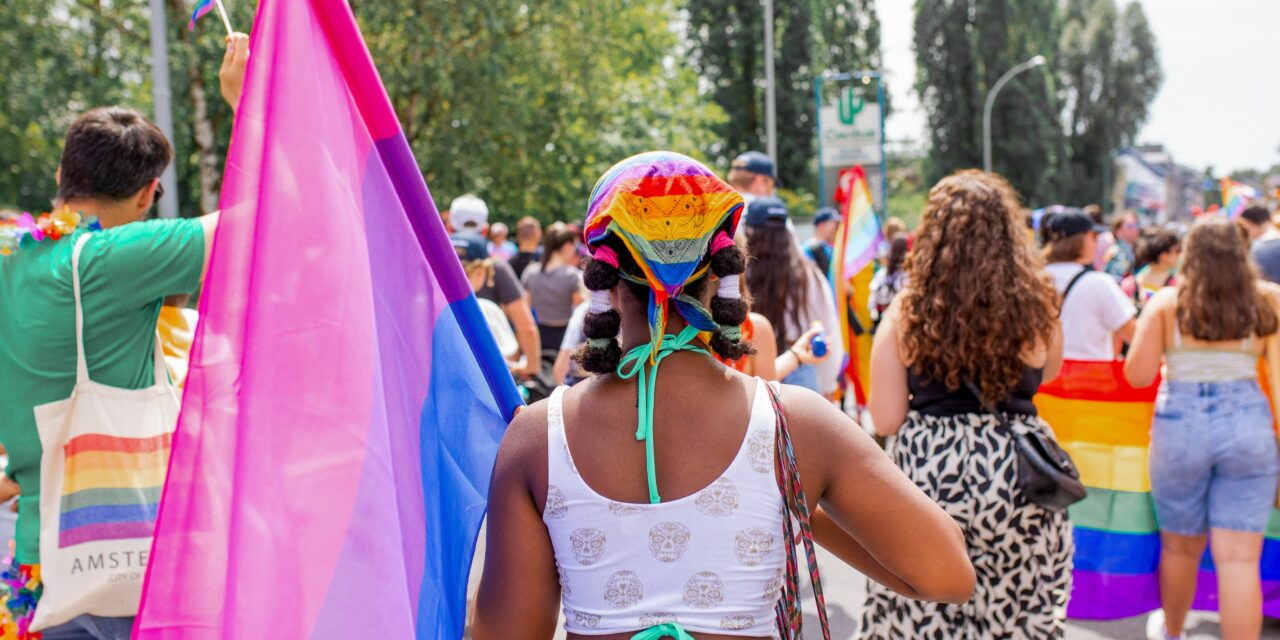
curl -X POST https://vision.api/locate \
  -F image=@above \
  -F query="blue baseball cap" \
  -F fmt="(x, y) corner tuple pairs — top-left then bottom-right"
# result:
(450, 231), (490, 262)
(813, 207), (838, 225)
(731, 151), (778, 182)
(744, 196), (789, 228)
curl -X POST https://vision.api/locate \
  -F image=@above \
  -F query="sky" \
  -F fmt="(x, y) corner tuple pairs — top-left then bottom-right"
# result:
(878, 0), (1280, 174)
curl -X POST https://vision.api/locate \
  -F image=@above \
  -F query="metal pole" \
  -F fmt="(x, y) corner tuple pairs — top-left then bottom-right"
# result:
(763, 0), (777, 166)
(814, 75), (824, 206)
(982, 55), (1046, 174)
(147, 0), (180, 218)
(876, 75), (887, 217)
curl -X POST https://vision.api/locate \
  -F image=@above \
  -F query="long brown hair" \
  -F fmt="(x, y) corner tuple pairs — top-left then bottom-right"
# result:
(745, 225), (812, 351)
(898, 170), (1059, 405)
(1177, 217), (1277, 340)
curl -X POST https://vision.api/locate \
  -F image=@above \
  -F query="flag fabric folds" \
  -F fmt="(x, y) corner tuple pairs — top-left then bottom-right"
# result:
(187, 0), (215, 31)
(1036, 361), (1280, 619)
(829, 166), (881, 403)
(1222, 177), (1259, 219)
(135, 1), (521, 638)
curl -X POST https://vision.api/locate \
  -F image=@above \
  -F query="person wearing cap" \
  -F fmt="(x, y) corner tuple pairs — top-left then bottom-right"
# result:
(451, 230), (541, 377)
(1043, 210), (1136, 360)
(1102, 211), (1141, 279)
(727, 150), (778, 205)
(804, 207), (839, 280)
(1240, 205), (1280, 283)
(743, 196), (844, 396)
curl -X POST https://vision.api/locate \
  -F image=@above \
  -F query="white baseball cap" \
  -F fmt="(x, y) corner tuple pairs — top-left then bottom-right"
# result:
(450, 194), (489, 230)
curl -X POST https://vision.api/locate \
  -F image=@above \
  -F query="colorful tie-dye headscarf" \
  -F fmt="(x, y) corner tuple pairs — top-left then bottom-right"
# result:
(582, 151), (744, 355)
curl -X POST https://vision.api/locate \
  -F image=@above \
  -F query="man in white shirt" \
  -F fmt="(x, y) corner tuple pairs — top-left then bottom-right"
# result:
(1041, 210), (1137, 361)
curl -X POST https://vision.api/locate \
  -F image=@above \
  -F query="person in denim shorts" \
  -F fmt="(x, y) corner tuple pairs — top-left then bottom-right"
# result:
(1126, 217), (1280, 640)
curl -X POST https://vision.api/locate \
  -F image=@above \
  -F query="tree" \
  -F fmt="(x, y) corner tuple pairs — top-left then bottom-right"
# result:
(1059, 0), (1162, 206)
(914, 0), (1066, 205)
(352, 0), (724, 224)
(686, 0), (885, 192)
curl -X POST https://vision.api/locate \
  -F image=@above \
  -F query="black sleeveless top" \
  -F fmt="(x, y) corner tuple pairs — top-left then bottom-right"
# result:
(907, 367), (1043, 418)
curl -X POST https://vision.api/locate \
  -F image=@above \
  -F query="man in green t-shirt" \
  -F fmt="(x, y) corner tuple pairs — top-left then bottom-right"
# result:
(0, 34), (247, 639)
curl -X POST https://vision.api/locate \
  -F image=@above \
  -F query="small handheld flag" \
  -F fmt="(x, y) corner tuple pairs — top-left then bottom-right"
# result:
(1222, 177), (1259, 219)
(189, 0), (234, 36)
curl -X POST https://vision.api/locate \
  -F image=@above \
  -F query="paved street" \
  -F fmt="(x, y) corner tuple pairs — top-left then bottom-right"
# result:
(468, 528), (1280, 638)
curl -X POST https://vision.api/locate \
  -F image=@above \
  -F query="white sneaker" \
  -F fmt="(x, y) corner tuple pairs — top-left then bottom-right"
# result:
(1145, 610), (1186, 640)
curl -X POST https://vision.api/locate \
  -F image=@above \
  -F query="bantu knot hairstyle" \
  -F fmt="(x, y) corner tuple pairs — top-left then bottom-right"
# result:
(706, 230), (753, 361)
(575, 243), (624, 374)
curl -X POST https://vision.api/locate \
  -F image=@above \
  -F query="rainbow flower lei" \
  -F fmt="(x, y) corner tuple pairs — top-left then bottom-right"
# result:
(0, 207), (102, 256)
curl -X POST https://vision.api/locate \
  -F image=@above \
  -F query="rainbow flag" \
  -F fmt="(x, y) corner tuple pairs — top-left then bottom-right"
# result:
(59, 433), (170, 548)
(1222, 177), (1259, 219)
(829, 165), (880, 403)
(135, 1), (521, 638)
(1036, 360), (1280, 619)
(187, 0), (215, 31)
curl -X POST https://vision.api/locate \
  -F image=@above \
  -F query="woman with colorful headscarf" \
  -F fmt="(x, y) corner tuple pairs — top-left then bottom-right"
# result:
(472, 152), (973, 639)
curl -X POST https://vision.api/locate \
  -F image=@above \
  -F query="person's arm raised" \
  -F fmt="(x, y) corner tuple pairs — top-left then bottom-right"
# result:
(781, 385), (975, 604)
(219, 33), (250, 113)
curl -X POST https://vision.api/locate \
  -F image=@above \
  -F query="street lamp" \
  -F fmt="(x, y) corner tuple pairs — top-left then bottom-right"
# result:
(982, 55), (1047, 173)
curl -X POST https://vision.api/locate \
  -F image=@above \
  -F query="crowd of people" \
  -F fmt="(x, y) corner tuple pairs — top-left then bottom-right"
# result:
(5, 31), (1280, 640)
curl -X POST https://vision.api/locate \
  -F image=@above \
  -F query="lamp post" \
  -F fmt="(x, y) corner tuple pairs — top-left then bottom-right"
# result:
(982, 55), (1046, 174)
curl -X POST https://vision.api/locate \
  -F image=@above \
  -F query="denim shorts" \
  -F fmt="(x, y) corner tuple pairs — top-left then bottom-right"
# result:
(1150, 379), (1280, 535)
(782, 363), (820, 393)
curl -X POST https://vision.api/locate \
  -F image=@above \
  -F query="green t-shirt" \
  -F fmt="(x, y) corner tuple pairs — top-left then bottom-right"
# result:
(0, 218), (204, 564)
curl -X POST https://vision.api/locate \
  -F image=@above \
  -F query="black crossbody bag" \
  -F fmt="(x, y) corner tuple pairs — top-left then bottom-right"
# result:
(953, 266), (1092, 512)
(964, 380), (1086, 512)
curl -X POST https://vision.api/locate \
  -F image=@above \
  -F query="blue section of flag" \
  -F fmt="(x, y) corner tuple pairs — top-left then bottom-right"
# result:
(416, 302), (509, 638)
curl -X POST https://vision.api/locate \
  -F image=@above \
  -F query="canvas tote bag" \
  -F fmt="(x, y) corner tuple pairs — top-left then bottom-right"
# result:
(30, 234), (178, 630)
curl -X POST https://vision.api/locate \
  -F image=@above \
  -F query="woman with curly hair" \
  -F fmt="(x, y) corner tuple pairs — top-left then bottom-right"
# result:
(473, 152), (974, 639)
(859, 170), (1070, 639)
(1126, 217), (1280, 640)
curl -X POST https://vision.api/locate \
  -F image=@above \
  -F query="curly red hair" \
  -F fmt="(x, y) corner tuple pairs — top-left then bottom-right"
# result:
(898, 171), (1059, 405)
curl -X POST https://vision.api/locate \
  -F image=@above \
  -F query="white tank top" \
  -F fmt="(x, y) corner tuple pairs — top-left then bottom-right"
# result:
(544, 379), (786, 636)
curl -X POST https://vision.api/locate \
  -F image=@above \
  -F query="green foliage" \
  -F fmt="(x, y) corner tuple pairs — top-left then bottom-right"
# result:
(1059, 0), (1162, 205)
(685, 0), (885, 192)
(353, 0), (725, 225)
(0, 0), (152, 210)
(914, 0), (1066, 205)
(913, 0), (1161, 208)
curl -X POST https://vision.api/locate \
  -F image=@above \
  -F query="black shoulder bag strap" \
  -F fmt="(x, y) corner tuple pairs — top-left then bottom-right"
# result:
(1061, 265), (1094, 306)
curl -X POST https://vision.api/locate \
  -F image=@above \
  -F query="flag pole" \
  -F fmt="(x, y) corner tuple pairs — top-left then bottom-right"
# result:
(215, 0), (234, 36)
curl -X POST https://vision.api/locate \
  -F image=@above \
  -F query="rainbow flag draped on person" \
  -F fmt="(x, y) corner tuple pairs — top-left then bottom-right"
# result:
(1222, 177), (1259, 219)
(1036, 361), (1280, 619)
(134, 1), (521, 638)
(829, 165), (880, 403)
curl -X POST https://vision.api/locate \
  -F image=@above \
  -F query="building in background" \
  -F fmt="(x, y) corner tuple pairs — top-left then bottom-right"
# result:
(1112, 146), (1205, 224)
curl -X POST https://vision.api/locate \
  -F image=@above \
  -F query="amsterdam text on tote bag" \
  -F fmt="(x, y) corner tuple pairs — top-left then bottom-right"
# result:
(31, 233), (178, 630)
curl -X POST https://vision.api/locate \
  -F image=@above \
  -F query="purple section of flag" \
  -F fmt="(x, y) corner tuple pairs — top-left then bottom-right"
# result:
(59, 520), (156, 548)
(187, 0), (215, 31)
(136, 0), (516, 638)
(1069, 570), (1280, 620)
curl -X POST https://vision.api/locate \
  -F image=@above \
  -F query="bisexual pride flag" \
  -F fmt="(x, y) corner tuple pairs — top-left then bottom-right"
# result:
(135, 0), (521, 638)
(1037, 360), (1280, 619)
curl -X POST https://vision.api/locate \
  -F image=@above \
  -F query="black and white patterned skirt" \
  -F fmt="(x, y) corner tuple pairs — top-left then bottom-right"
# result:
(858, 411), (1074, 639)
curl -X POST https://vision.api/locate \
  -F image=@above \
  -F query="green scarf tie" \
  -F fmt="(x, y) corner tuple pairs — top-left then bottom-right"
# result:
(616, 325), (709, 504)
(631, 621), (695, 640)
